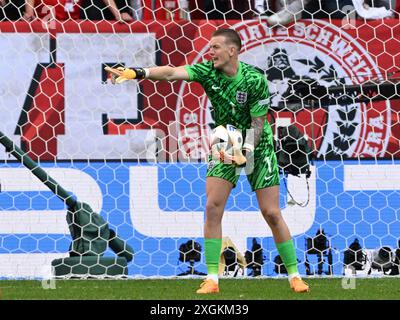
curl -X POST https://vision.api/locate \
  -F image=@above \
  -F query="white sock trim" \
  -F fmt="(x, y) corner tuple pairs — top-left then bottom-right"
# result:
(288, 272), (301, 282)
(207, 274), (219, 284)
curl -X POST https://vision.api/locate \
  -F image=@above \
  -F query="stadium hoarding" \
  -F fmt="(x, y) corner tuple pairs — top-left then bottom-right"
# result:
(0, 19), (399, 161)
(0, 160), (399, 278)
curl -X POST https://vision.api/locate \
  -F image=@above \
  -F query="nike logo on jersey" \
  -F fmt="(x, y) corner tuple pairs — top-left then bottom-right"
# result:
(212, 85), (220, 91)
(264, 175), (274, 182)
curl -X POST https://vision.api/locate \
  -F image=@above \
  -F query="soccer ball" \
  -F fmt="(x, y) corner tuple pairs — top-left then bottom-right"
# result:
(209, 124), (243, 161)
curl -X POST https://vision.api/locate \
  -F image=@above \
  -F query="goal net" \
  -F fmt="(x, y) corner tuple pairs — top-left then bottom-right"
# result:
(0, 0), (400, 279)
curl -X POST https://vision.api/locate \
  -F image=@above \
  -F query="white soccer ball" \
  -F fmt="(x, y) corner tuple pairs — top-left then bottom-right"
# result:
(209, 124), (243, 161)
(226, 124), (243, 150)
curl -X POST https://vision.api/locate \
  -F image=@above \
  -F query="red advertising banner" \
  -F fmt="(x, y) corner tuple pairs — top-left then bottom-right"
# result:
(0, 19), (399, 161)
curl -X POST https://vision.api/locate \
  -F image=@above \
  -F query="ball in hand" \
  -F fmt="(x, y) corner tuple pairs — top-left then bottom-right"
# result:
(209, 125), (243, 162)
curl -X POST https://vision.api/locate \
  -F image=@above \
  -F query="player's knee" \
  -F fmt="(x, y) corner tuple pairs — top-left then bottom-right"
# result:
(261, 208), (282, 227)
(205, 201), (224, 220)
(205, 201), (221, 213)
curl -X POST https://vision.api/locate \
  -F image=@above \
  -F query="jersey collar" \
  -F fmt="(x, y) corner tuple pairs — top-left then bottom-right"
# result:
(220, 61), (243, 83)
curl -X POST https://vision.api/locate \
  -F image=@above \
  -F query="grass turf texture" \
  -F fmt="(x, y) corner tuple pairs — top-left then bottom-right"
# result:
(1, 278), (400, 300)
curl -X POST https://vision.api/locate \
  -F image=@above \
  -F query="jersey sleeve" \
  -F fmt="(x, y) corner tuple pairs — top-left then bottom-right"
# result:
(184, 60), (212, 84)
(248, 76), (270, 117)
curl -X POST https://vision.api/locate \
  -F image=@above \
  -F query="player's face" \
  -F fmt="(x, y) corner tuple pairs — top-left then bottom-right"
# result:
(209, 36), (235, 70)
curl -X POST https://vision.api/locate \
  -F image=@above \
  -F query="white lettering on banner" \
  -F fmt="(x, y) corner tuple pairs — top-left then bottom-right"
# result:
(259, 23), (272, 37)
(129, 166), (316, 252)
(362, 145), (379, 156)
(369, 116), (384, 130)
(239, 23), (272, 46)
(0, 34), (50, 160)
(183, 113), (199, 124)
(315, 29), (333, 46)
(247, 25), (264, 42)
(330, 35), (352, 57)
(345, 51), (361, 67)
(366, 131), (383, 145)
(305, 24), (319, 41)
(0, 168), (102, 233)
(56, 33), (156, 160)
(353, 60), (369, 76)
(237, 29), (250, 45)
(0, 33), (158, 161)
(293, 23), (306, 37)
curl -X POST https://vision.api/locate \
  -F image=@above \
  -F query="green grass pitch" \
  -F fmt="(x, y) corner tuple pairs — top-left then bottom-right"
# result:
(1, 278), (400, 300)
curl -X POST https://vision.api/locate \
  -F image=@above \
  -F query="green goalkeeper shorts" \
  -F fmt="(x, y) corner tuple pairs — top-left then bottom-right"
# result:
(206, 142), (280, 191)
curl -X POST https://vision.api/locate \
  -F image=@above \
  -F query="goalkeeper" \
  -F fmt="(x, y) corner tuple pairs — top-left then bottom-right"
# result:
(106, 28), (309, 294)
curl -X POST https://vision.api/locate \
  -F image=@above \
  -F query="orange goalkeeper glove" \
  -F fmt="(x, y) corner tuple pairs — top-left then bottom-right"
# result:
(218, 126), (254, 166)
(218, 147), (248, 166)
(104, 66), (148, 84)
(225, 143), (254, 167)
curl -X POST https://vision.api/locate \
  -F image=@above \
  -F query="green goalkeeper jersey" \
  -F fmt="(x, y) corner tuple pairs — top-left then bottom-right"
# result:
(184, 60), (273, 151)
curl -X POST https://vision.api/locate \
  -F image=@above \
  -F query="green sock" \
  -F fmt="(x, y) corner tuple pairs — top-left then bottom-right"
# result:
(276, 239), (299, 275)
(204, 238), (222, 275)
